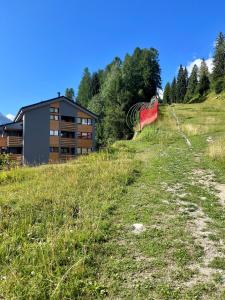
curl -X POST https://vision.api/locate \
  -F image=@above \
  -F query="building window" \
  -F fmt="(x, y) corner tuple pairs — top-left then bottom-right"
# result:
(50, 130), (59, 136)
(82, 148), (88, 154)
(61, 116), (75, 123)
(50, 107), (59, 113)
(61, 147), (70, 154)
(77, 132), (92, 139)
(82, 118), (88, 125)
(76, 117), (92, 125)
(76, 117), (82, 124)
(50, 115), (59, 121)
(76, 148), (81, 154)
(76, 148), (93, 155)
(61, 131), (75, 138)
(60, 148), (75, 155)
(50, 147), (59, 153)
(8, 147), (22, 154)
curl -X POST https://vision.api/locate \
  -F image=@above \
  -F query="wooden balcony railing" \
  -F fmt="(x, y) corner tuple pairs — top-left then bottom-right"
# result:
(0, 137), (7, 147)
(60, 154), (75, 161)
(61, 138), (75, 147)
(7, 136), (23, 147)
(9, 154), (22, 162)
(60, 121), (76, 131)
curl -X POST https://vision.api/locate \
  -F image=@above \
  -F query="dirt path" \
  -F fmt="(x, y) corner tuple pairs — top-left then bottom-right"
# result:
(168, 108), (225, 286)
(170, 106), (192, 148)
(102, 108), (225, 299)
(163, 175), (225, 287)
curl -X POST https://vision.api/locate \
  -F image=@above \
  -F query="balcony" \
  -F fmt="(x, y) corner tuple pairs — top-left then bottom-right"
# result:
(76, 139), (93, 148)
(60, 154), (75, 161)
(60, 121), (76, 131)
(0, 137), (7, 147)
(77, 124), (93, 133)
(9, 154), (22, 162)
(61, 138), (75, 147)
(7, 136), (23, 147)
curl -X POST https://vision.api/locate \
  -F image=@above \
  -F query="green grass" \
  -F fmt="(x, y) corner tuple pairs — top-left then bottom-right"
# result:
(1, 92), (225, 299)
(0, 152), (139, 299)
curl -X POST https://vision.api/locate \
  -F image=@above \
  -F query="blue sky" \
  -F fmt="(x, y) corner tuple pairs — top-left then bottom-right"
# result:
(0, 0), (225, 116)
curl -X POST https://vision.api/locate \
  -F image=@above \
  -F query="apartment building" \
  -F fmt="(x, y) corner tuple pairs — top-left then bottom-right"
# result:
(0, 96), (98, 165)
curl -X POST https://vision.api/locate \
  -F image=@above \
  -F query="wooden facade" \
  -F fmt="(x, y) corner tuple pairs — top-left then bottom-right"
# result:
(0, 96), (97, 165)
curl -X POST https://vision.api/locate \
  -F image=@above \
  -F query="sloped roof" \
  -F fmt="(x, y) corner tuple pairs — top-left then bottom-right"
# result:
(14, 96), (98, 121)
(0, 121), (23, 130)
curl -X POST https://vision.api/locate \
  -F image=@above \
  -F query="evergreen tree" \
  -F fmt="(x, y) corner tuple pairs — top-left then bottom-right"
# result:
(170, 77), (177, 103)
(199, 58), (209, 78)
(76, 47), (162, 146)
(65, 88), (75, 101)
(90, 72), (101, 97)
(184, 67), (189, 89)
(77, 68), (92, 107)
(213, 32), (225, 81)
(185, 64), (198, 101)
(163, 82), (171, 104)
(199, 59), (210, 96)
(88, 93), (105, 147)
(101, 64), (130, 144)
(96, 69), (105, 87)
(176, 65), (187, 102)
(123, 47), (161, 106)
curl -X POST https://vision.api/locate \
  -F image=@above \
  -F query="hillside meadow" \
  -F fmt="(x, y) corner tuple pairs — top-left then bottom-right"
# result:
(1, 92), (225, 299)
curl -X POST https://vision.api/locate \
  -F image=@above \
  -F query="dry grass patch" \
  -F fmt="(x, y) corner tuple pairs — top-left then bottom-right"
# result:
(207, 137), (225, 160)
(182, 123), (210, 136)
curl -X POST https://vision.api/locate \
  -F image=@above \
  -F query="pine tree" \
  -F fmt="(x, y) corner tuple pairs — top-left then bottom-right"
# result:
(65, 88), (75, 101)
(163, 82), (171, 104)
(199, 59), (210, 96)
(184, 67), (189, 90)
(90, 72), (101, 97)
(170, 77), (177, 103)
(77, 68), (92, 107)
(199, 58), (209, 78)
(76, 47), (162, 146)
(185, 64), (198, 101)
(213, 32), (225, 81)
(176, 65), (187, 102)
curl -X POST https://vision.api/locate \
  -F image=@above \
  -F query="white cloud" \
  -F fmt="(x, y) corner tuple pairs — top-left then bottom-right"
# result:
(187, 57), (213, 74)
(157, 88), (163, 99)
(6, 114), (15, 121)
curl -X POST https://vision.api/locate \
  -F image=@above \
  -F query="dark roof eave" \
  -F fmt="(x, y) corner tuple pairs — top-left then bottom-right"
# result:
(0, 120), (23, 128)
(14, 96), (98, 121)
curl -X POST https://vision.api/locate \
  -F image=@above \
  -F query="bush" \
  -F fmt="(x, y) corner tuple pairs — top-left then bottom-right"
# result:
(215, 79), (224, 94)
(0, 154), (9, 170)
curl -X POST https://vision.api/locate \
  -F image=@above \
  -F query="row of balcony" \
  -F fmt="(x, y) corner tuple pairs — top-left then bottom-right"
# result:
(0, 136), (23, 147)
(0, 136), (92, 148)
(60, 122), (76, 131)
(51, 121), (93, 132)
(60, 138), (76, 147)
(9, 154), (23, 162)
(50, 136), (93, 147)
(60, 154), (75, 161)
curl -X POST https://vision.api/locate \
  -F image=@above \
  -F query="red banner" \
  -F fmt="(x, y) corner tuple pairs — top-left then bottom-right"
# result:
(140, 101), (158, 130)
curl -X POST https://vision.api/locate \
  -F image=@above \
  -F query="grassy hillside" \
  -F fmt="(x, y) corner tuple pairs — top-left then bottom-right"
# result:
(1, 92), (225, 299)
